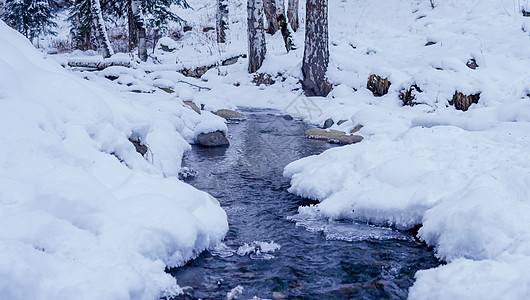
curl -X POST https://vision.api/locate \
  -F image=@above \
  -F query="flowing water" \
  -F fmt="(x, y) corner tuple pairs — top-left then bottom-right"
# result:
(169, 108), (439, 299)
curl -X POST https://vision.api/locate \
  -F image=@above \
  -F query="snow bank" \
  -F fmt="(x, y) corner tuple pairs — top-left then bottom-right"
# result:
(283, 0), (530, 298)
(0, 22), (227, 299)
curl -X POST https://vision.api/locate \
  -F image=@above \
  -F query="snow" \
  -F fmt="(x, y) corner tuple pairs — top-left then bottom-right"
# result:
(8, 0), (530, 298)
(279, 1), (530, 298)
(236, 241), (281, 260)
(0, 21), (228, 299)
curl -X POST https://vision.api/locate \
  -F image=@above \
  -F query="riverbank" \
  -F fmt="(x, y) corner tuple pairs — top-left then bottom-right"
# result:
(172, 108), (439, 299)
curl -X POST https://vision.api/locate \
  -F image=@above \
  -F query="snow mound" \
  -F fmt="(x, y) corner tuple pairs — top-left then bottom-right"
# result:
(0, 21), (227, 299)
(283, 0), (530, 298)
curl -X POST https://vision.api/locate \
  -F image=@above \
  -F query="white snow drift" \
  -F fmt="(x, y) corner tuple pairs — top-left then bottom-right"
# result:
(0, 22), (228, 299)
(282, 1), (530, 299)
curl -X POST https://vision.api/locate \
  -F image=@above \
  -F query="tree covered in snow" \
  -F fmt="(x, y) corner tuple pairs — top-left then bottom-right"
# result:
(131, 0), (147, 61)
(287, 0), (298, 32)
(92, 0), (113, 57)
(47, 0), (72, 11)
(68, 0), (94, 50)
(101, 0), (189, 60)
(261, 0), (293, 51)
(263, 0), (277, 33)
(69, 0), (114, 57)
(68, 0), (188, 58)
(302, 0), (330, 96)
(1, 0), (56, 40)
(247, 0), (266, 73)
(216, 0), (228, 43)
(0, 0), (5, 15)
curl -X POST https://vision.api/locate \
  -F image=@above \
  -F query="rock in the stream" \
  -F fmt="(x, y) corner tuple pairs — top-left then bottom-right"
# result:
(197, 131), (229, 147)
(183, 101), (201, 114)
(305, 128), (346, 140)
(330, 134), (364, 145)
(213, 109), (245, 120)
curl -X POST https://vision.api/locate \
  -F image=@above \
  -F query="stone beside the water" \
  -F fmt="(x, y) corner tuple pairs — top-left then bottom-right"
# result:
(183, 101), (201, 114)
(305, 128), (363, 145)
(350, 124), (364, 133)
(213, 109), (245, 120)
(197, 131), (229, 147)
(336, 119), (348, 126)
(332, 134), (364, 145)
(305, 128), (346, 140)
(323, 118), (334, 129)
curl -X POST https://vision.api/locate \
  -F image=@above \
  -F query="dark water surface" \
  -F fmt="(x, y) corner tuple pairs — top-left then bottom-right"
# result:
(170, 108), (439, 299)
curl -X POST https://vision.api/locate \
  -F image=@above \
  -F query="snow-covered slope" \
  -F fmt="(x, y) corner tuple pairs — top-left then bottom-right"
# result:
(23, 0), (530, 298)
(281, 0), (530, 298)
(0, 21), (228, 299)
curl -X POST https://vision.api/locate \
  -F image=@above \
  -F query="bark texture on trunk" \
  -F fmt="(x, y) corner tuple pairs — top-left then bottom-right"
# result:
(278, 14), (294, 52)
(91, 0), (114, 58)
(216, 0), (229, 43)
(287, 0), (299, 32)
(247, 0), (266, 73)
(127, 0), (137, 52)
(275, 0), (285, 15)
(132, 0), (147, 61)
(263, 0), (278, 33)
(275, 0), (294, 51)
(302, 0), (330, 96)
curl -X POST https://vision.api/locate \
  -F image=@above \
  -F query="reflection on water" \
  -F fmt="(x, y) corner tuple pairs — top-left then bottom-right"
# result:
(169, 108), (439, 299)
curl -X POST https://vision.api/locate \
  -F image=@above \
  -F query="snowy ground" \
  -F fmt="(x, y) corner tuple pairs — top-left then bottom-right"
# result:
(4, 0), (530, 298)
(172, 0), (530, 298)
(0, 22), (228, 299)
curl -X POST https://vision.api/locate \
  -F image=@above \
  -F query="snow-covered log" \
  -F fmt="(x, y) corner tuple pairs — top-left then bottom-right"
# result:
(67, 59), (133, 70)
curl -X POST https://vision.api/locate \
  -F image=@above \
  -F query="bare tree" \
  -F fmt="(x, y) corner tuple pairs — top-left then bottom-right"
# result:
(247, 0), (266, 73)
(274, 0), (294, 51)
(131, 0), (147, 61)
(127, 0), (137, 51)
(275, 0), (285, 16)
(263, 0), (278, 33)
(302, 0), (331, 96)
(91, 0), (114, 58)
(287, 0), (299, 32)
(216, 0), (229, 43)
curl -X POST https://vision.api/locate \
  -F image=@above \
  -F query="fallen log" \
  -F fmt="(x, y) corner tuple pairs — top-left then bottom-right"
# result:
(67, 60), (133, 70)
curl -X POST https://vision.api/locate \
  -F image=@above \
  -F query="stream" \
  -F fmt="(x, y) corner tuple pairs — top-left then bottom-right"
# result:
(169, 108), (439, 299)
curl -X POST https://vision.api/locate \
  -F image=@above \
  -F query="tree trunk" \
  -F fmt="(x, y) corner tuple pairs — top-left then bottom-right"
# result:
(263, 0), (278, 34)
(216, 0), (229, 43)
(302, 0), (331, 96)
(127, 0), (137, 52)
(275, 0), (294, 51)
(131, 0), (147, 61)
(247, 0), (266, 73)
(91, 0), (114, 58)
(287, 0), (298, 32)
(275, 0), (285, 16)
(278, 14), (294, 52)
